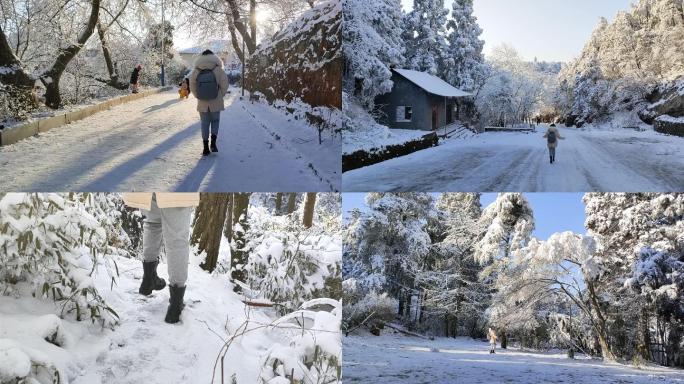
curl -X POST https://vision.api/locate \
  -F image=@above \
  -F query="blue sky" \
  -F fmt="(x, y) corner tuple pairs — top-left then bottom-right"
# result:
(342, 193), (586, 240)
(401, 0), (633, 61)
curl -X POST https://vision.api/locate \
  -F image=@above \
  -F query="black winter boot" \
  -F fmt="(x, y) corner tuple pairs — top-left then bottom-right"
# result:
(202, 140), (210, 156)
(210, 134), (218, 152)
(550, 155), (553, 164)
(165, 284), (186, 324)
(139, 261), (166, 296)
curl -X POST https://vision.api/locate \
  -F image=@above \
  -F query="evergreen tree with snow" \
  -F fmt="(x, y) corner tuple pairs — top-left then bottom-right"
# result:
(421, 193), (489, 337)
(584, 193), (684, 362)
(342, 0), (406, 108)
(343, 193), (435, 323)
(403, 0), (449, 75)
(475, 193), (535, 348)
(442, 0), (486, 92)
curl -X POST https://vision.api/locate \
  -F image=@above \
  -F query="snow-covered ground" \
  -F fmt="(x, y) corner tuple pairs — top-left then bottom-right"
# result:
(0, 88), (341, 192)
(0, 250), (331, 384)
(343, 332), (684, 384)
(343, 124), (684, 192)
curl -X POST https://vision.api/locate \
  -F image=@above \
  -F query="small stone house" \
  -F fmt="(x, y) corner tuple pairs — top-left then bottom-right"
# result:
(375, 68), (472, 131)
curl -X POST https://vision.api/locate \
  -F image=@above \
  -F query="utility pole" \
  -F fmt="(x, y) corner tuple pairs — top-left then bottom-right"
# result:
(241, 36), (245, 97)
(160, 0), (166, 86)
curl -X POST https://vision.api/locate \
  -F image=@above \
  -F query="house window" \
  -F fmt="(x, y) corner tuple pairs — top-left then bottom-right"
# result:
(396, 106), (413, 123)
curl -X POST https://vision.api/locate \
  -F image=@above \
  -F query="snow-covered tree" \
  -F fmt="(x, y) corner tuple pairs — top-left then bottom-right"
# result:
(475, 193), (534, 265)
(584, 193), (684, 362)
(475, 193), (534, 347)
(403, 0), (449, 75)
(558, 0), (684, 124)
(343, 193), (435, 328)
(441, 0), (486, 92)
(476, 45), (554, 127)
(342, 0), (405, 108)
(419, 193), (489, 337)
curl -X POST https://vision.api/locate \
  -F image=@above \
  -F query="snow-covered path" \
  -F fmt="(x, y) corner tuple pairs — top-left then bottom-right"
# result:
(343, 333), (684, 384)
(0, 253), (288, 383)
(342, 125), (684, 192)
(0, 89), (340, 192)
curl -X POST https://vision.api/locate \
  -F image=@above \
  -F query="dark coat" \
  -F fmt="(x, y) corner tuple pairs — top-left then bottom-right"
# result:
(130, 68), (141, 84)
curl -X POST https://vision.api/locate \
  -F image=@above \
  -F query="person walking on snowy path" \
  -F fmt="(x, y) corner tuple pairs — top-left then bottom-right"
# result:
(130, 64), (142, 94)
(189, 50), (229, 157)
(123, 192), (199, 324)
(488, 327), (498, 354)
(543, 123), (565, 164)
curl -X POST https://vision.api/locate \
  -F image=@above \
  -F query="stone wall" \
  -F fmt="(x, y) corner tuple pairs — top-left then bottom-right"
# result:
(247, 0), (341, 109)
(654, 115), (684, 137)
(342, 132), (439, 172)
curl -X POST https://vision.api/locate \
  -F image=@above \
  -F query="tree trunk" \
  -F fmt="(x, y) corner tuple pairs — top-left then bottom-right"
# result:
(274, 193), (283, 215)
(223, 194), (234, 239)
(42, 0), (101, 109)
(302, 193), (316, 228)
(231, 193), (251, 292)
(286, 193), (297, 214)
(501, 331), (508, 349)
(0, 25), (37, 116)
(191, 193), (230, 273)
(96, 23), (128, 90)
(398, 292), (405, 319)
(223, 0), (257, 53)
(249, 0), (257, 47)
(587, 281), (616, 360)
(636, 306), (652, 361)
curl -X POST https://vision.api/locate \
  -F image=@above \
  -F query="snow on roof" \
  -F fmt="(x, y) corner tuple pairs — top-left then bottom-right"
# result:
(178, 40), (231, 55)
(393, 69), (471, 98)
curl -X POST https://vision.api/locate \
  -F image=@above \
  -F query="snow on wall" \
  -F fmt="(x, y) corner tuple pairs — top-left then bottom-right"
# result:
(248, 0), (341, 109)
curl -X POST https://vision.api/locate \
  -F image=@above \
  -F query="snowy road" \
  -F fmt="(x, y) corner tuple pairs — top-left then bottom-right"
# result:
(342, 125), (684, 192)
(344, 333), (684, 384)
(0, 89), (340, 192)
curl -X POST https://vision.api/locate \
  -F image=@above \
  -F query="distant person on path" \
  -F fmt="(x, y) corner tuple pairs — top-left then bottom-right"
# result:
(189, 49), (229, 156)
(543, 123), (565, 164)
(178, 78), (190, 99)
(123, 192), (200, 324)
(130, 64), (142, 94)
(488, 327), (498, 354)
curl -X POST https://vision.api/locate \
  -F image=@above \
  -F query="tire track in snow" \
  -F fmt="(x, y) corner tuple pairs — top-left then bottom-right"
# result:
(480, 148), (537, 191)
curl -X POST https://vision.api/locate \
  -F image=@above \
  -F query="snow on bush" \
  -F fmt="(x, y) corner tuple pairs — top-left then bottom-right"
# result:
(342, 278), (397, 334)
(0, 193), (119, 326)
(271, 97), (343, 141)
(0, 312), (71, 384)
(259, 299), (341, 384)
(244, 206), (341, 315)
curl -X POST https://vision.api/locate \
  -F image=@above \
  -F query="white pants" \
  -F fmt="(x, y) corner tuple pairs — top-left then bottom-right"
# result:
(142, 195), (192, 287)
